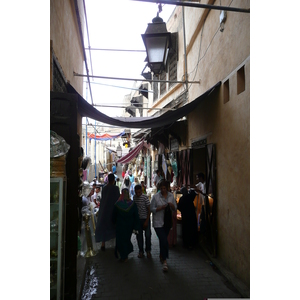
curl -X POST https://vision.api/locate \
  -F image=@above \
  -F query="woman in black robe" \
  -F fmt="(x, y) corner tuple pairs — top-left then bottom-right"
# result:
(177, 187), (198, 249)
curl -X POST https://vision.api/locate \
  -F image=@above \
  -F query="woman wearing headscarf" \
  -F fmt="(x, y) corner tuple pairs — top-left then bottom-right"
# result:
(150, 180), (177, 272)
(177, 187), (198, 249)
(112, 188), (140, 262)
(120, 174), (131, 191)
(95, 173), (120, 251)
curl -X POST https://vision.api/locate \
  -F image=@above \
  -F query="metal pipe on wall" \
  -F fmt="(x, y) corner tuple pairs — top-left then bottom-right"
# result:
(182, 6), (188, 91)
(74, 72), (200, 84)
(131, 0), (250, 13)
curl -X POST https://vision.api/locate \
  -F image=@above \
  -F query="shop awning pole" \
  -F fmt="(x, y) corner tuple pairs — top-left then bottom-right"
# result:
(85, 82), (88, 158)
(94, 120), (97, 177)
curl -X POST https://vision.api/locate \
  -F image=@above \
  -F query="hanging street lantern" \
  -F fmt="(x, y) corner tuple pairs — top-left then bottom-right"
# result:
(141, 14), (171, 75)
(116, 143), (122, 157)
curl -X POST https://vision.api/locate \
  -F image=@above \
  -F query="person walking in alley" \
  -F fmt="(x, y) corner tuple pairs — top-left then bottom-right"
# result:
(130, 177), (139, 200)
(116, 177), (122, 191)
(113, 188), (140, 262)
(153, 169), (163, 187)
(121, 174), (131, 191)
(193, 172), (206, 231)
(133, 184), (152, 258)
(177, 187), (198, 249)
(150, 180), (177, 272)
(141, 180), (147, 194)
(112, 163), (116, 175)
(167, 180), (177, 248)
(194, 172), (206, 201)
(128, 169), (134, 184)
(82, 188), (93, 207)
(103, 169), (109, 184)
(95, 173), (120, 251)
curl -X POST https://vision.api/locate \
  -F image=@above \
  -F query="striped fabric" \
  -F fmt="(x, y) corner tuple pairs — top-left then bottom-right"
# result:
(133, 194), (150, 219)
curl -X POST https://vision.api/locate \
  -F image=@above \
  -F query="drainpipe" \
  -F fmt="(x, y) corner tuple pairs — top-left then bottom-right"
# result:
(182, 6), (188, 91)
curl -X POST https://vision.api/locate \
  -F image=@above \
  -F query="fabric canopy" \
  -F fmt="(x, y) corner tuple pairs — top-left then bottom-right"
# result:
(74, 81), (221, 129)
(117, 140), (149, 164)
(88, 131), (125, 141)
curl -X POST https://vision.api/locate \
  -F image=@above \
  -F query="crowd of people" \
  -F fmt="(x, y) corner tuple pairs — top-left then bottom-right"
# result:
(81, 163), (206, 273)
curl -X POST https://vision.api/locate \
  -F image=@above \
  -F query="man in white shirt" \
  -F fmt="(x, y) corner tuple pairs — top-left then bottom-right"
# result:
(153, 169), (163, 187)
(195, 172), (206, 205)
(91, 184), (101, 207)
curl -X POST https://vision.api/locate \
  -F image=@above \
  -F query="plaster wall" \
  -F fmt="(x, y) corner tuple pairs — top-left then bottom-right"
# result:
(50, 0), (84, 96)
(186, 2), (250, 285)
(160, 1), (250, 285)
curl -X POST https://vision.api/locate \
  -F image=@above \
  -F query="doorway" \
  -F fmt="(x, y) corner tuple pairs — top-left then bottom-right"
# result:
(192, 144), (217, 257)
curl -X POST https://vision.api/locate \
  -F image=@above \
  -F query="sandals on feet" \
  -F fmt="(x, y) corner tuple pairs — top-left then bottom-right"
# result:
(138, 253), (145, 258)
(120, 258), (128, 263)
(163, 262), (168, 272)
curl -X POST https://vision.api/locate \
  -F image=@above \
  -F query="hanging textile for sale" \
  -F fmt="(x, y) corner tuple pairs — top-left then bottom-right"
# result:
(117, 140), (148, 164)
(162, 154), (167, 179)
(88, 130), (125, 141)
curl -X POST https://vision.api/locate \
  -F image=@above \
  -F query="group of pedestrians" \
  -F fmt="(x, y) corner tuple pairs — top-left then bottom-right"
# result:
(91, 169), (177, 272)
(86, 166), (204, 273)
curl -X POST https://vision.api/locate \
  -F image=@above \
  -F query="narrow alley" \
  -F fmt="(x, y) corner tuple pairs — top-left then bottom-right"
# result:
(80, 223), (242, 300)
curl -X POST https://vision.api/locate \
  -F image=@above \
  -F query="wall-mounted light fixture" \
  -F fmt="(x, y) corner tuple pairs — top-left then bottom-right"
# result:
(141, 8), (171, 75)
(116, 142), (122, 157)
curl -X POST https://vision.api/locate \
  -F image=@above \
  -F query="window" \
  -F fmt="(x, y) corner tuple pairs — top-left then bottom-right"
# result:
(160, 72), (166, 95)
(169, 33), (178, 88)
(223, 79), (230, 104)
(237, 65), (245, 95)
(153, 75), (159, 102)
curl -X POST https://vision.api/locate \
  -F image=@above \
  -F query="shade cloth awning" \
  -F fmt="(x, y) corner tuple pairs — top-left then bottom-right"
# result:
(72, 81), (221, 129)
(117, 140), (149, 164)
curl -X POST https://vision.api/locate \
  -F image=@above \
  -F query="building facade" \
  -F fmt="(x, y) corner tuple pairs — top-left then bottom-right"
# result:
(50, 0), (85, 298)
(145, 1), (250, 286)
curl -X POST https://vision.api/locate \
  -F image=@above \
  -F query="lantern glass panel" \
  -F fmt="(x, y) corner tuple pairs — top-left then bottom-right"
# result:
(145, 36), (167, 63)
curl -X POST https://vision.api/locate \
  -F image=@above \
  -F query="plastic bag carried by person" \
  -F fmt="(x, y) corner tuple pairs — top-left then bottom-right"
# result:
(50, 130), (70, 158)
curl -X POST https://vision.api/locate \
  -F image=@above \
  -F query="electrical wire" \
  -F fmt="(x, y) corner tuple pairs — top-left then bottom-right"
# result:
(83, 0), (94, 78)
